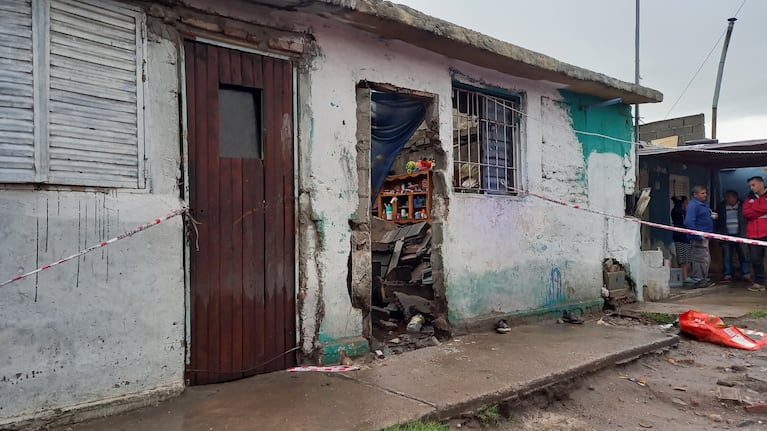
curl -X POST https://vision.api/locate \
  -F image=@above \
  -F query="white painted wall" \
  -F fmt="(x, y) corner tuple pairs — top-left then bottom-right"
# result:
(299, 20), (645, 341)
(0, 34), (185, 422)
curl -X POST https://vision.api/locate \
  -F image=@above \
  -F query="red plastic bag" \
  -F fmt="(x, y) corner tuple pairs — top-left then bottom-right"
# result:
(679, 309), (767, 351)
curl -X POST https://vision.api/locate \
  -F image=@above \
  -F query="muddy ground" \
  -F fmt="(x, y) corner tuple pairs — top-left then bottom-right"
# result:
(449, 314), (767, 431)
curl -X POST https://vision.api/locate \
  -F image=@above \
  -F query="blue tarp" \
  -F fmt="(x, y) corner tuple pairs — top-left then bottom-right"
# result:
(370, 91), (428, 201)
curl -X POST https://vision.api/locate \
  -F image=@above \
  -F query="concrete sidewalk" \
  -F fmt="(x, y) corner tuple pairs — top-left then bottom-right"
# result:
(55, 323), (678, 431)
(624, 284), (767, 318)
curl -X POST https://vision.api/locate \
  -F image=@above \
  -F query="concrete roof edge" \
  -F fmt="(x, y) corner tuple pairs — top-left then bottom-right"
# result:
(312, 0), (663, 103)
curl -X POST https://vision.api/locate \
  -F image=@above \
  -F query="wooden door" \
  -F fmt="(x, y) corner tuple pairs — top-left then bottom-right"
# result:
(184, 41), (295, 385)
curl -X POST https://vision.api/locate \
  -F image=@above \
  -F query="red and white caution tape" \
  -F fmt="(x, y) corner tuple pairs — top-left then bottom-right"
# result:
(0, 207), (188, 288)
(286, 365), (360, 372)
(513, 188), (767, 248)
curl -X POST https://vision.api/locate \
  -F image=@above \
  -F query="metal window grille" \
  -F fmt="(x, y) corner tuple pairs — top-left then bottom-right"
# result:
(452, 87), (520, 194)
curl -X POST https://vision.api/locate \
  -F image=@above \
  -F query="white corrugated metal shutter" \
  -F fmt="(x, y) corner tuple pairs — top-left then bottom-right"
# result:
(48, 0), (144, 188)
(0, 0), (36, 182)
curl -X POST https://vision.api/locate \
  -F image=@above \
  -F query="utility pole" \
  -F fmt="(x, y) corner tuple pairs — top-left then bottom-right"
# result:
(634, 0), (640, 144)
(712, 17), (737, 140)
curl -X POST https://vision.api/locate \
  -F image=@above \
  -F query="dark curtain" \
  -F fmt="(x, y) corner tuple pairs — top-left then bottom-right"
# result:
(370, 91), (428, 201)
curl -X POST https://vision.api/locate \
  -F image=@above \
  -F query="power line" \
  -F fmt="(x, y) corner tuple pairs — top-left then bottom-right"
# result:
(663, 0), (747, 120)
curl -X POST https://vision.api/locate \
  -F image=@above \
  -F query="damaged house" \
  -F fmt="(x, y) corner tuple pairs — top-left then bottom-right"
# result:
(0, 0), (663, 426)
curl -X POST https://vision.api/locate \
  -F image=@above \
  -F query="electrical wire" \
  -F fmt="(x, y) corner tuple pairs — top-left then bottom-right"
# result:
(663, 0), (748, 120)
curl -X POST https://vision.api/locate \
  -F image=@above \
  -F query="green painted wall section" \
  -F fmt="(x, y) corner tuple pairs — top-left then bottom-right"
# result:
(319, 338), (369, 364)
(559, 90), (633, 158)
(446, 261), (601, 322)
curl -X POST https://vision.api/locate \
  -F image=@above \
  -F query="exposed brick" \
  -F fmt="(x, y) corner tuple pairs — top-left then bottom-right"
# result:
(691, 124), (706, 139)
(223, 26), (249, 40)
(268, 37), (304, 54)
(180, 16), (222, 33)
(640, 131), (658, 141)
(683, 114), (705, 126)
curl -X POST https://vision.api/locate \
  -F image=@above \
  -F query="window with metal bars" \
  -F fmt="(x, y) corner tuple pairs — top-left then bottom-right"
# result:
(452, 87), (521, 194)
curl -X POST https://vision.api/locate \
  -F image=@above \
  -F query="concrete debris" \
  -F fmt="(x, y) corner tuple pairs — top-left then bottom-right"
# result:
(376, 320), (399, 331)
(717, 386), (743, 404)
(708, 414), (724, 423)
(371, 218), (448, 355)
(394, 292), (437, 320)
(602, 258), (637, 307)
(338, 348), (354, 366)
(717, 379), (737, 388)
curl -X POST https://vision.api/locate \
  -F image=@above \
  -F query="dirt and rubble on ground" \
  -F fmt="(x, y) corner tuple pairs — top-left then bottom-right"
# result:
(450, 313), (767, 431)
(370, 217), (450, 356)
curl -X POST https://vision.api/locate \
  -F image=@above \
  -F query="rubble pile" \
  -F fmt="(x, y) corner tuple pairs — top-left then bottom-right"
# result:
(603, 258), (637, 308)
(371, 217), (446, 353)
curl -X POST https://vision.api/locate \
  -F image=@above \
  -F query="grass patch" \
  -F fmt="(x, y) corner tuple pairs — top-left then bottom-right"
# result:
(641, 312), (677, 325)
(476, 404), (502, 427)
(746, 310), (767, 318)
(383, 422), (449, 431)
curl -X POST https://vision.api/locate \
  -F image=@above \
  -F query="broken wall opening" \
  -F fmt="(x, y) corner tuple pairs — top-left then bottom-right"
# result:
(352, 82), (450, 356)
(603, 258), (638, 309)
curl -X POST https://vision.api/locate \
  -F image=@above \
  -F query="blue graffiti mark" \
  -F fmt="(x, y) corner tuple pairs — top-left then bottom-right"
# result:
(545, 267), (564, 307)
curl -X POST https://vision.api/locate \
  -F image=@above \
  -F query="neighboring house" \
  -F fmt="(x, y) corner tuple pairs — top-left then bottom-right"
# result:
(0, 0), (663, 426)
(639, 140), (767, 272)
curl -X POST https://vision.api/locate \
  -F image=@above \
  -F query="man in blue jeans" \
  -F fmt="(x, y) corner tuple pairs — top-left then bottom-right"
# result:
(685, 185), (717, 288)
(715, 190), (751, 282)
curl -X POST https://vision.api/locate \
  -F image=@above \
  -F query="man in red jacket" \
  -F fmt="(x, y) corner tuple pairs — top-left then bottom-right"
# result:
(742, 176), (767, 291)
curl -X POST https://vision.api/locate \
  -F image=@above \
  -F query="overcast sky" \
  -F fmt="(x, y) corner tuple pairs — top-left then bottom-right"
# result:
(395, 0), (767, 142)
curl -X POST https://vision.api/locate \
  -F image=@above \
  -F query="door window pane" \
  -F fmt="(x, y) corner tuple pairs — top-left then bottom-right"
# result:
(219, 86), (262, 159)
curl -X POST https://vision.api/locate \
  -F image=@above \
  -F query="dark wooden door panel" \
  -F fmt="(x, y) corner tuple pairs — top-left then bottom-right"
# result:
(185, 41), (295, 385)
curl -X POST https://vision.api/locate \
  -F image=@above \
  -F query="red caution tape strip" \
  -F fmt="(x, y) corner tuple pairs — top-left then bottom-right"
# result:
(286, 365), (360, 372)
(0, 207), (188, 287)
(513, 188), (767, 248)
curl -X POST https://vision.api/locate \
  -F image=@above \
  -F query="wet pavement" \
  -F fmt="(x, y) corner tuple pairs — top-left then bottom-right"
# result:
(52, 323), (677, 431)
(625, 283), (767, 318)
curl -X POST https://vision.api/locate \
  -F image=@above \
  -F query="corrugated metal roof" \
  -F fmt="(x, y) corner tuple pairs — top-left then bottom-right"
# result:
(639, 139), (767, 168)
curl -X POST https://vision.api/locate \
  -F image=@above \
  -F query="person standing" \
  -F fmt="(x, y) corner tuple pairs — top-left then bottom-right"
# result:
(685, 185), (717, 288)
(715, 190), (751, 282)
(742, 176), (767, 291)
(671, 196), (693, 283)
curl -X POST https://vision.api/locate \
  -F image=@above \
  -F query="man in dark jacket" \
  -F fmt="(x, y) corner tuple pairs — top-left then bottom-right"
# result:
(743, 176), (767, 291)
(686, 185), (716, 288)
(715, 190), (751, 282)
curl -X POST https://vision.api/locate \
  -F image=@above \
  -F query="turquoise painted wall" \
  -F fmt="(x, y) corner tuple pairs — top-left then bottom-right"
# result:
(558, 90), (633, 158)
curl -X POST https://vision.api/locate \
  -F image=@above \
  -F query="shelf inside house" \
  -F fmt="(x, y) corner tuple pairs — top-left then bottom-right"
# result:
(375, 170), (432, 224)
